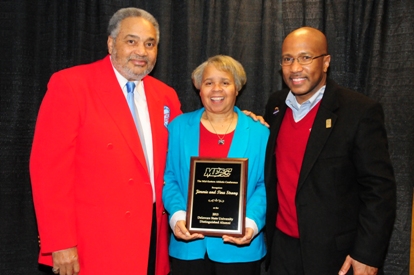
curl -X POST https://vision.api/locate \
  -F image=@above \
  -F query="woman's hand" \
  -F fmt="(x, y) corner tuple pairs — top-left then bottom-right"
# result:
(222, 227), (254, 245)
(173, 220), (204, 241)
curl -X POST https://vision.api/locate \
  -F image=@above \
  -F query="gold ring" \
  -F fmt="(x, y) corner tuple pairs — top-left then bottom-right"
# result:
(52, 267), (59, 274)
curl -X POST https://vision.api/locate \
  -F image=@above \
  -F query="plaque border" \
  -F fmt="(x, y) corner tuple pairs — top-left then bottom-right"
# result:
(186, 157), (247, 237)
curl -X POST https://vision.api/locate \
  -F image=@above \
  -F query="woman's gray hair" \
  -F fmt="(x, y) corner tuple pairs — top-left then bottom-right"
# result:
(192, 55), (247, 92)
(107, 7), (160, 43)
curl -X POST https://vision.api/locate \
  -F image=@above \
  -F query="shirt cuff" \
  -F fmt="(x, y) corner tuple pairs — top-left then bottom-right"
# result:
(169, 210), (186, 230)
(246, 217), (258, 237)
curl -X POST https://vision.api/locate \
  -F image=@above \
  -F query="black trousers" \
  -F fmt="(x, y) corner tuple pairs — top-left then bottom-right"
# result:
(170, 254), (262, 275)
(147, 203), (157, 275)
(268, 228), (385, 275)
(269, 228), (304, 275)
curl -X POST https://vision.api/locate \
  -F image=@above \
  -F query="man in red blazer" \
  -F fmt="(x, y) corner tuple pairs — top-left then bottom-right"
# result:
(30, 7), (181, 275)
(264, 27), (396, 275)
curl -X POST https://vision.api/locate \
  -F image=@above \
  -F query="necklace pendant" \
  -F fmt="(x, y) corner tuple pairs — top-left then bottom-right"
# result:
(218, 139), (225, 145)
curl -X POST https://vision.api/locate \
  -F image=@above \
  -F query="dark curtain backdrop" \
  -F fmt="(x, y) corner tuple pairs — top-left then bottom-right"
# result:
(0, 0), (413, 274)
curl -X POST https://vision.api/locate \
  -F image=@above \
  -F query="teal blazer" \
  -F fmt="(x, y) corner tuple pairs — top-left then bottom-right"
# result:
(163, 107), (269, 263)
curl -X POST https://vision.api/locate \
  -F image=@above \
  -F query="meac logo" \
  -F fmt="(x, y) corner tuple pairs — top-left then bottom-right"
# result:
(203, 167), (232, 178)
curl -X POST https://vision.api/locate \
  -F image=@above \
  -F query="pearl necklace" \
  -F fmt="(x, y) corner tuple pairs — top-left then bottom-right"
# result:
(206, 113), (234, 145)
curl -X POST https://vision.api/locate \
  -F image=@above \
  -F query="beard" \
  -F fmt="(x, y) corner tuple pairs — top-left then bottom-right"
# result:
(111, 49), (156, 81)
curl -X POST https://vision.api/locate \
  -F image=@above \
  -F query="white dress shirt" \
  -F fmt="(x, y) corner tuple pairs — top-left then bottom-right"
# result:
(112, 65), (155, 202)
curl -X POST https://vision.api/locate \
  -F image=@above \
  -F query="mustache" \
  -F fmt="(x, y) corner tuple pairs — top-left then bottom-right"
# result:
(128, 55), (149, 62)
(289, 73), (305, 77)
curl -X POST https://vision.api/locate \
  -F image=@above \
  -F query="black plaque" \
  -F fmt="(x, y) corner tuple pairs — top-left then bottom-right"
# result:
(186, 157), (247, 237)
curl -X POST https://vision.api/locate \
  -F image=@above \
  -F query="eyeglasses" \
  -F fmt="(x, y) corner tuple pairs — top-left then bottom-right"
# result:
(280, 54), (328, 66)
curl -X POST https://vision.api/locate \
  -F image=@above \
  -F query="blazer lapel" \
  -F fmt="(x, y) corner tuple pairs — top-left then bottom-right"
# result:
(297, 80), (339, 192)
(143, 78), (164, 181)
(184, 108), (202, 159)
(228, 108), (249, 158)
(94, 56), (149, 174)
(269, 104), (288, 153)
(265, 97), (288, 178)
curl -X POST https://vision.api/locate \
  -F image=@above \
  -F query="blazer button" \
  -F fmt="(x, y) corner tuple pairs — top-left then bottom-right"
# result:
(125, 211), (131, 217)
(162, 211), (166, 215)
(107, 143), (113, 149)
(163, 181), (166, 185)
(128, 178), (134, 185)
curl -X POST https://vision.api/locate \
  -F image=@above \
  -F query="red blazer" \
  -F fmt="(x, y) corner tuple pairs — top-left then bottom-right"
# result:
(30, 55), (181, 275)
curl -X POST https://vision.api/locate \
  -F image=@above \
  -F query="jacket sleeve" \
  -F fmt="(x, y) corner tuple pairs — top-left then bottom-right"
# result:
(30, 71), (79, 254)
(350, 102), (396, 267)
(244, 120), (269, 232)
(162, 117), (188, 219)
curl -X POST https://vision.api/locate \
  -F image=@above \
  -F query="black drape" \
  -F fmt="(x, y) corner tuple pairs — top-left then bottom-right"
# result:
(0, 1), (412, 274)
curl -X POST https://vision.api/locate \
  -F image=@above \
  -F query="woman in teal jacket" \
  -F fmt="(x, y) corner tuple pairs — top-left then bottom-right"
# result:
(162, 55), (269, 275)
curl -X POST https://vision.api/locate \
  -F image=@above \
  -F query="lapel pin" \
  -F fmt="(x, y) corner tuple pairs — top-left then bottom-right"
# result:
(273, 107), (279, 115)
(164, 106), (170, 127)
(326, 118), (332, 128)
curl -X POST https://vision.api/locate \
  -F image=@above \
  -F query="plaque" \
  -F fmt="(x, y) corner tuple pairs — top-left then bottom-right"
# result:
(186, 157), (247, 237)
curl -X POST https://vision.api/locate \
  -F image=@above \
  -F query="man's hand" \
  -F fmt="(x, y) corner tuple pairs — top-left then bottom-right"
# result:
(173, 220), (204, 241)
(242, 110), (269, 127)
(338, 255), (378, 275)
(222, 227), (254, 245)
(52, 247), (80, 275)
